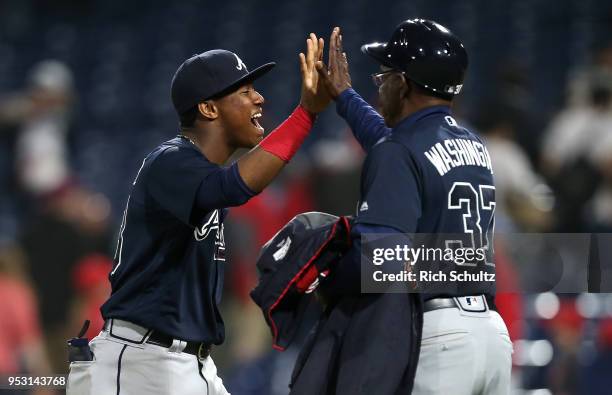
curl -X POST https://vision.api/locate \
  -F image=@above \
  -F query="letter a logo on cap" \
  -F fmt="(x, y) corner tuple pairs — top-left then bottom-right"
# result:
(233, 53), (246, 71)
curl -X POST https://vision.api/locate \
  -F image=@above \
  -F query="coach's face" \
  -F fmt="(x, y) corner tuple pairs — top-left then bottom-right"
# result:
(377, 66), (407, 128)
(215, 83), (265, 148)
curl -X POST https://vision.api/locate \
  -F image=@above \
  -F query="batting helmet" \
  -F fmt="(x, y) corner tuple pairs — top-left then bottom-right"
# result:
(362, 19), (468, 97)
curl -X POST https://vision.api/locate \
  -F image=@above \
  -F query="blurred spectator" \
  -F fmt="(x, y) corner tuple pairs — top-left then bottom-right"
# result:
(68, 254), (113, 341)
(0, 57), (113, 371)
(542, 78), (612, 173)
(0, 59), (75, 197)
(0, 243), (54, 395)
(22, 184), (112, 327)
(476, 113), (554, 231)
(567, 41), (612, 108)
(542, 72), (612, 231)
(20, 184), (112, 371)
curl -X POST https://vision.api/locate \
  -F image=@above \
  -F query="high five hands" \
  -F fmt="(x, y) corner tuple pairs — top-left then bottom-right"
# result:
(316, 27), (352, 100)
(298, 27), (352, 115)
(299, 33), (331, 114)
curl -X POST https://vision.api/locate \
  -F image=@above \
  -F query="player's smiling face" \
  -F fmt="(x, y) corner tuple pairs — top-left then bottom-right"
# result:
(377, 66), (406, 128)
(215, 82), (265, 149)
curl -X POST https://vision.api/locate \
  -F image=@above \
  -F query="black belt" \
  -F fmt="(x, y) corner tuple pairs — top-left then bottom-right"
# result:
(424, 295), (496, 313)
(146, 331), (211, 359)
(423, 298), (458, 312)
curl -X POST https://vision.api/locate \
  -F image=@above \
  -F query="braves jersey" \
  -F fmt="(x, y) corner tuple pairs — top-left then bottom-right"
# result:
(101, 136), (253, 344)
(337, 89), (496, 298)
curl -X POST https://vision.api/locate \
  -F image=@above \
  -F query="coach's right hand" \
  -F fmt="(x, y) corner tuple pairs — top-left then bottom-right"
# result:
(316, 27), (352, 99)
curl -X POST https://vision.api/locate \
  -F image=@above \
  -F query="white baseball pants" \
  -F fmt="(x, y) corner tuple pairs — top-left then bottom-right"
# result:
(66, 321), (229, 395)
(412, 298), (513, 394)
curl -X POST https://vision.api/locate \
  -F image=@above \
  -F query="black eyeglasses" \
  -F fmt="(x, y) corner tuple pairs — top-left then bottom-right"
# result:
(371, 70), (406, 87)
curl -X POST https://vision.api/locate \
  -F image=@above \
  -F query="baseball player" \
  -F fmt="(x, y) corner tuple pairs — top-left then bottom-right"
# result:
(316, 21), (512, 394)
(66, 34), (329, 395)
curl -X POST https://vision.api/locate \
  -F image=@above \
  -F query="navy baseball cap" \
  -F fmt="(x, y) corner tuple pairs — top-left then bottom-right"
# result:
(171, 49), (275, 114)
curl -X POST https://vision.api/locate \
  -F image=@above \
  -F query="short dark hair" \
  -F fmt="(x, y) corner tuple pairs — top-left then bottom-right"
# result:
(179, 105), (199, 128)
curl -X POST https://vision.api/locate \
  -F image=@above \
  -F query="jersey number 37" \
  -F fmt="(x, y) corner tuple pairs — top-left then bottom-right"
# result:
(447, 182), (496, 266)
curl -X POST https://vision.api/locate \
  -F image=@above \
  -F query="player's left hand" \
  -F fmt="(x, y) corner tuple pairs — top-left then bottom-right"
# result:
(299, 33), (331, 114)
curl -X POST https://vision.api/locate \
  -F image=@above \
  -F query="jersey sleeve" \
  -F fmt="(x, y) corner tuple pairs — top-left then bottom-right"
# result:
(355, 141), (422, 233)
(147, 147), (255, 226)
(336, 88), (392, 152)
(192, 162), (256, 218)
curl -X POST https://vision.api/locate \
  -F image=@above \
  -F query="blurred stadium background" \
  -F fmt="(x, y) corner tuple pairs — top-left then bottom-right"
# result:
(1, 0), (611, 394)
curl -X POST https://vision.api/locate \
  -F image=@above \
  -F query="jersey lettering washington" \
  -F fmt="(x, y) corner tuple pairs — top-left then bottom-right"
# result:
(347, 102), (496, 299)
(424, 138), (493, 176)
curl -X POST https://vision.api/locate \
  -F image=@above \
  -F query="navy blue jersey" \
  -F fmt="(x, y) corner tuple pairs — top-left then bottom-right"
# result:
(337, 89), (496, 298)
(101, 136), (253, 343)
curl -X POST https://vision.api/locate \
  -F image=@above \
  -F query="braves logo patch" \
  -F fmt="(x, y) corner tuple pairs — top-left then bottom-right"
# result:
(194, 209), (226, 262)
(233, 53), (247, 71)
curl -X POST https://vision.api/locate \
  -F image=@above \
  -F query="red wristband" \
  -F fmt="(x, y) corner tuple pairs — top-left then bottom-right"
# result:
(259, 105), (315, 162)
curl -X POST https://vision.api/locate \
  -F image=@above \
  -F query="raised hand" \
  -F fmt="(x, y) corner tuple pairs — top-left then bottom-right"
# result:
(316, 27), (352, 99)
(299, 33), (331, 114)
